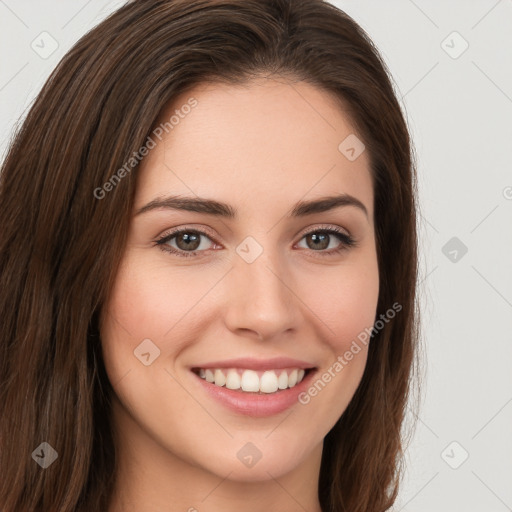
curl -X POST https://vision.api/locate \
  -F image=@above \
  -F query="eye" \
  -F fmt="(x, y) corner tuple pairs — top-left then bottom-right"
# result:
(155, 228), (217, 258)
(295, 226), (356, 256)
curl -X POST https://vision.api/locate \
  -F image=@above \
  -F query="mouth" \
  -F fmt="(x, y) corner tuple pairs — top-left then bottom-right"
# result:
(191, 367), (314, 394)
(189, 358), (318, 417)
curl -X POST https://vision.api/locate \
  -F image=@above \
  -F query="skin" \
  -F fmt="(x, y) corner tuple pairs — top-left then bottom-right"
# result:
(101, 77), (379, 512)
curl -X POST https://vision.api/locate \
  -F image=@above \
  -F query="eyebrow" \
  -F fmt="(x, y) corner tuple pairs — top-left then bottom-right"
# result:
(135, 193), (368, 219)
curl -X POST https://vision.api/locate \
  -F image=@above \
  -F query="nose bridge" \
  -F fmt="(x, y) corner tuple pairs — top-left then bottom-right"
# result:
(223, 237), (299, 339)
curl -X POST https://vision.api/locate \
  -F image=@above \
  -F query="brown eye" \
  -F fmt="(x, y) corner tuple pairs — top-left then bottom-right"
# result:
(156, 229), (216, 258)
(174, 231), (202, 251)
(304, 232), (331, 250)
(297, 228), (355, 254)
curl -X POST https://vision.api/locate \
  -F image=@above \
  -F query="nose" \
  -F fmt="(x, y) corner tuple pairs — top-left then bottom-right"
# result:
(222, 246), (302, 342)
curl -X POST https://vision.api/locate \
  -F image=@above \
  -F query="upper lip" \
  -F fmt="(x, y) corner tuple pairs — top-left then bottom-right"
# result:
(191, 357), (316, 371)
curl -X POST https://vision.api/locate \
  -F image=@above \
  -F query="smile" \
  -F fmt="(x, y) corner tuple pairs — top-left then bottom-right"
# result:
(190, 357), (317, 417)
(192, 367), (308, 394)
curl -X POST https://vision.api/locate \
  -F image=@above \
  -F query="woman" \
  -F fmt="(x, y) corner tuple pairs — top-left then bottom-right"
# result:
(0, 0), (421, 510)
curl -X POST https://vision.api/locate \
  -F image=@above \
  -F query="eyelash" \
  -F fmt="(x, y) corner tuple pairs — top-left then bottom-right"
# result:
(155, 225), (356, 259)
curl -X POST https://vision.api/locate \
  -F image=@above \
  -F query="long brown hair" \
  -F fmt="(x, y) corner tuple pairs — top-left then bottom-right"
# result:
(0, 1), (421, 510)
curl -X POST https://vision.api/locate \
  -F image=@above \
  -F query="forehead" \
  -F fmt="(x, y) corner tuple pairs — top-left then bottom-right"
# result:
(135, 78), (373, 219)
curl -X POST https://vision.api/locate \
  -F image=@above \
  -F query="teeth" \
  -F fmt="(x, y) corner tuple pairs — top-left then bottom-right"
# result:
(260, 371), (278, 393)
(277, 371), (288, 390)
(196, 367), (308, 393)
(225, 369), (241, 390)
(288, 369), (298, 387)
(241, 370), (259, 392)
(214, 369), (226, 387)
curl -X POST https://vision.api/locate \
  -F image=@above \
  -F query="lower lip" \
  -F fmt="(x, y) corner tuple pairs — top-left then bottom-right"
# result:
(192, 370), (317, 417)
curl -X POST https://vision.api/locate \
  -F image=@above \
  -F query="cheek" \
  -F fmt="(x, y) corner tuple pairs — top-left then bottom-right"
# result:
(334, 271), (379, 348)
(101, 252), (213, 341)
(99, 250), (228, 393)
(296, 254), (379, 420)
(306, 256), (380, 351)
(99, 255), (181, 383)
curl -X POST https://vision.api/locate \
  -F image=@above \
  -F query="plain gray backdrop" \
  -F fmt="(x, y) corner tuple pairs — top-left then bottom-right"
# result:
(1, 1), (511, 511)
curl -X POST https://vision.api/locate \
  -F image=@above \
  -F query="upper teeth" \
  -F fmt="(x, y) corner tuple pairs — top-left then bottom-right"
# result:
(197, 368), (306, 393)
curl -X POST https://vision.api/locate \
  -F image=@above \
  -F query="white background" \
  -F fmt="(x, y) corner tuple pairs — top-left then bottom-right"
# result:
(1, 1), (511, 510)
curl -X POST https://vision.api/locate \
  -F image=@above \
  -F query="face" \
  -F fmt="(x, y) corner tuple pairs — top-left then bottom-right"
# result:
(100, 77), (379, 484)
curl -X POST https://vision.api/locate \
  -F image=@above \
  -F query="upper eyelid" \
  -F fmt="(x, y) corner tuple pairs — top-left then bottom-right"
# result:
(159, 224), (351, 238)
